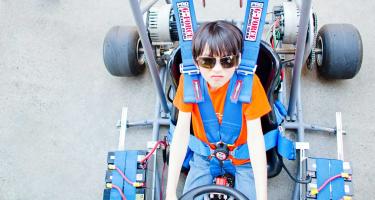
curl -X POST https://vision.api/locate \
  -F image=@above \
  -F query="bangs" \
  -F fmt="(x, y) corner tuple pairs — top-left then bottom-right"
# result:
(192, 21), (242, 59)
(199, 32), (238, 57)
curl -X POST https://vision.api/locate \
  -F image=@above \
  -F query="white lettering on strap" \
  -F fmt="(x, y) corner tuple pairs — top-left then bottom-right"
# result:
(177, 2), (194, 41)
(231, 80), (243, 101)
(193, 80), (202, 101)
(245, 2), (264, 41)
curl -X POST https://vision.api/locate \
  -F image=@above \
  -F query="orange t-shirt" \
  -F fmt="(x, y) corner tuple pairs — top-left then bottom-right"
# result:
(173, 74), (271, 146)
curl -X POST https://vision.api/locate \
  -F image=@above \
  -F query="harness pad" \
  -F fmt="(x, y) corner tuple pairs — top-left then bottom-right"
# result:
(172, 0), (203, 103)
(231, 0), (269, 103)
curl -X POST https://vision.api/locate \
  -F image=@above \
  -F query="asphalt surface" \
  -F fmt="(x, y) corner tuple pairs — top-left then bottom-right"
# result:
(0, 0), (374, 200)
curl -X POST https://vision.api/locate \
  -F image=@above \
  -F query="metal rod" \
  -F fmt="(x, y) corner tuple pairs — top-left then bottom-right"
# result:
(336, 112), (344, 160)
(151, 91), (161, 200)
(152, 66), (166, 141)
(129, 0), (170, 114)
(292, 151), (301, 200)
(275, 48), (296, 54)
(296, 93), (305, 200)
(142, 0), (159, 14)
(287, 0), (312, 117)
(277, 40), (287, 107)
(150, 67), (168, 200)
(118, 107), (128, 151)
(151, 98), (160, 200)
(284, 122), (336, 133)
(155, 169), (161, 200)
(127, 119), (170, 127)
(290, 2), (313, 198)
(275, 48), (322, 55)
(302, 13), (314, 64)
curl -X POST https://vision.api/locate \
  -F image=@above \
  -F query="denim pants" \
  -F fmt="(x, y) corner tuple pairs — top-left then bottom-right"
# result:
(182, 153), (257, 200)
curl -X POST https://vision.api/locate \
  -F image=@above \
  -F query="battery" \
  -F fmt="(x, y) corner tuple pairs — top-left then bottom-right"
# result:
(136, 169), (146, 182)
(102, 188), (111, 200)
(137, 151), (147, 169)
(105, 170), (113, 183)
(107, 152), (115, 164)
(306, 178), (318, 199)
(306, 158), (317, 178)
(136, 189), (146, 200)
(343, 162), (353, 180)
(103, 150), (153, 200)
(306, 158), (348, 200)
(344, 181), (353, 196)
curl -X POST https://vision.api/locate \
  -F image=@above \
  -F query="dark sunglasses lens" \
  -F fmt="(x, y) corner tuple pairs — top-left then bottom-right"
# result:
(197, 57), (216, 69)
(220, 56), (237, 68)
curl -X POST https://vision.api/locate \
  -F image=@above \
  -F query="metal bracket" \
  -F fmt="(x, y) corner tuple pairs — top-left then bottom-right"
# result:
(296, 142), (310, 162)
(336, 112), (344, 161)
(118, 107), (128, 151)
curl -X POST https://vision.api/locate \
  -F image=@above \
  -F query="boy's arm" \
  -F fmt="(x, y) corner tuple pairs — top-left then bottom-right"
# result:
(247, 118), (268, 200)
(166, 111), (191, 199)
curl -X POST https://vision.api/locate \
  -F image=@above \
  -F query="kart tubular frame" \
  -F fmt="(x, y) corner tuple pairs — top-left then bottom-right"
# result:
(125, 0), (340, 199)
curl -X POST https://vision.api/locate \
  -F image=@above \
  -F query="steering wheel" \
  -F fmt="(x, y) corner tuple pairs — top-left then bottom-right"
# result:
(179, 185), (249, 200)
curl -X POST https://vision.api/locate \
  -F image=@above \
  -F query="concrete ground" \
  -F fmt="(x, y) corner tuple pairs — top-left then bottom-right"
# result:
(0, 0), (374, 199)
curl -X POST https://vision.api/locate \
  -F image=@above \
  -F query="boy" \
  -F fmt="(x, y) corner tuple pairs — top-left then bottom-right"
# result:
(166, 20), (271, 200)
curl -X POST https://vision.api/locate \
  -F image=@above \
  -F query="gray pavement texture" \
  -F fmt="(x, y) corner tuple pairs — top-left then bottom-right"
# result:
(0, 0), (374, 199)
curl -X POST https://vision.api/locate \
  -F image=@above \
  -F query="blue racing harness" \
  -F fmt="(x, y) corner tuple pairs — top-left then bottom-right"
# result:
(172, 0), (296, 177)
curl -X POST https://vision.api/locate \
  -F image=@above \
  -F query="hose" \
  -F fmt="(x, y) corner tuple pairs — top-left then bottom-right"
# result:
(280, 157), (312, 184)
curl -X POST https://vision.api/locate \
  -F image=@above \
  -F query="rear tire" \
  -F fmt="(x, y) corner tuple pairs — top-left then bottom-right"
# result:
(103, 26), (145, 77)
(316, 24), (363, 79)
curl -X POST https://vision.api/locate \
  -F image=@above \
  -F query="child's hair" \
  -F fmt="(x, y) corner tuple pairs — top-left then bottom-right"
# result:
(192, 20), (243, 59)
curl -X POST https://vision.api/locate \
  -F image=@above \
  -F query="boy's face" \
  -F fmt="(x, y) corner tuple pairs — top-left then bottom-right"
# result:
(196, 46), (238, 89)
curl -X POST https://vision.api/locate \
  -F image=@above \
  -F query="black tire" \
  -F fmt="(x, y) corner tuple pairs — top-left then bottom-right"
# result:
(267, 148), (282, 178)
(316, 24), (363, 79)
(103, 26), (145, 77)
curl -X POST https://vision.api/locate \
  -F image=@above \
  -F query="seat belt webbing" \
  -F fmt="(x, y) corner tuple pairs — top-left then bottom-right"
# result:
(172, 0), (203, 103)
(231, 0), (269, 103)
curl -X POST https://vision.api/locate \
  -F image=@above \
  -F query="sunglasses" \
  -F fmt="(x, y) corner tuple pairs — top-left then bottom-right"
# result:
(196, 55), (239, 69)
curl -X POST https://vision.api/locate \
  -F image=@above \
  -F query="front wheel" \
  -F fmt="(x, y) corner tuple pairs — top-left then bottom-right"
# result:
(315, 24), (363, 79)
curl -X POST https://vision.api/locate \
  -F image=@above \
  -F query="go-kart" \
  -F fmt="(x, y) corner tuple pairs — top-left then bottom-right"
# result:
(101, 0), (362, 199)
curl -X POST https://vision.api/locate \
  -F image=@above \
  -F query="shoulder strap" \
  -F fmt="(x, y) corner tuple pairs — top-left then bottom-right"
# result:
(220, 73), (243, 144)
(172, 0), (203, 103)
(231, 0), (269, 103)
(198, 74), (243, 144)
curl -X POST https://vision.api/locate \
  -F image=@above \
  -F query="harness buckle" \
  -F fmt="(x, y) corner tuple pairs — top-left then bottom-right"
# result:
(213, 142), (230, 161)
(179, 63), (200, 75)
(236, 64), (257, 75)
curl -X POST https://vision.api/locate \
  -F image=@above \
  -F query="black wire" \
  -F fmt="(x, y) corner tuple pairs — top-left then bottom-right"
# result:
(162, 136), (168, 164)
(281, 58), (295, 65)
(167, 85), (174, 103)
(280, 157), (312, 184)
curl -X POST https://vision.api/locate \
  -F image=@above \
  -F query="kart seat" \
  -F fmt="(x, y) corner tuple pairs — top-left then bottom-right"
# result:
(166, 41), (283, 178)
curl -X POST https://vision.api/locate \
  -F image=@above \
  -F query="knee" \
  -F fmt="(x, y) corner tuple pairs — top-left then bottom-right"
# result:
(234, 169), (256, 199)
